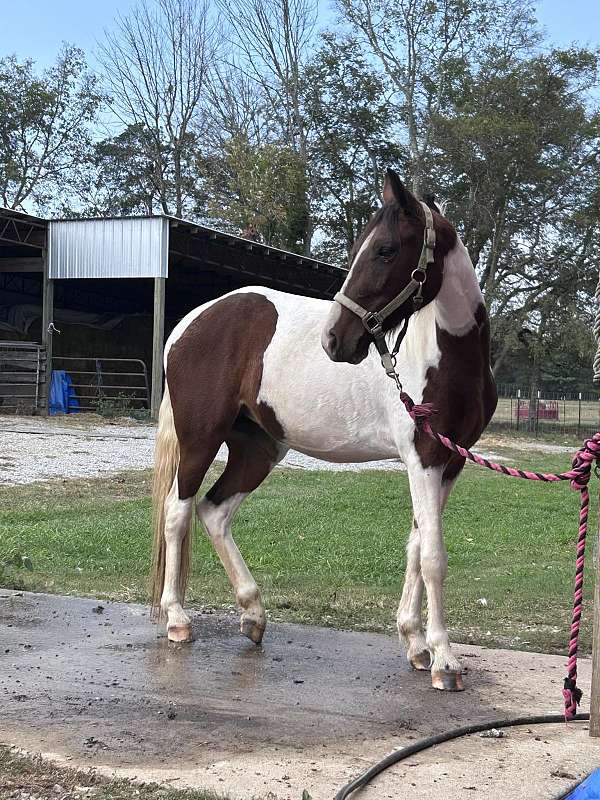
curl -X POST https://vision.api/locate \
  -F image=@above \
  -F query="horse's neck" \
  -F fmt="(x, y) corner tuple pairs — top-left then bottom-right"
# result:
(392, 238), (483, 366)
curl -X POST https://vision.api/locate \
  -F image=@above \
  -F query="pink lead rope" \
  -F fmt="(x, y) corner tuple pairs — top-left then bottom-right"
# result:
(398, 390), (600, 721)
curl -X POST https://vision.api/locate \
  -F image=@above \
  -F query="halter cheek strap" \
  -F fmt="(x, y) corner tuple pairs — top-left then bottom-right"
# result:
(333, 201), (436, 380)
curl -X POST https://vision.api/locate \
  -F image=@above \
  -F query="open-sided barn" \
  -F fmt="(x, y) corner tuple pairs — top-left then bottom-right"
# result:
(0, 208), (344, 417)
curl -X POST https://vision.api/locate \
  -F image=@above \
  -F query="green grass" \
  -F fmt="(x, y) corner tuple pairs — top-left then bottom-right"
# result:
(0, 437), (595, 654)
(0, 744), (230, 800)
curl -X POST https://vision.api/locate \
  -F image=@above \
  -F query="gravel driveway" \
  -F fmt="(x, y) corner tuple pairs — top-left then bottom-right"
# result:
(0, 414), (409, 485)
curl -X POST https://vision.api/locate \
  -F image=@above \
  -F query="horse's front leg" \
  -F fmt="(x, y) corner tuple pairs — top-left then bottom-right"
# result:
(397, 518), (430, 670)
(405, 459), (463, 691)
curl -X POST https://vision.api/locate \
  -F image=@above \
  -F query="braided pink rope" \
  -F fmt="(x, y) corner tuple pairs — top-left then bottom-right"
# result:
(398, 391), (600, 720)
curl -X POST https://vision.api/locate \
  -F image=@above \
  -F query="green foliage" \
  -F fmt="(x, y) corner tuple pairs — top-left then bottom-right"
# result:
(85, 124), (207, 218)
(94, 393), (150, 421)
(1, 0), (600, 385)
(205, 136), (309, 251)
(0, 45), (104, 211)
(303, 33), (404, 259)
(0, 550), (33, 589)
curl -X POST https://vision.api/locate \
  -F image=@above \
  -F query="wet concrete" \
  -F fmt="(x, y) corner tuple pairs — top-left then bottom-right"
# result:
(1, 590), (598, 799)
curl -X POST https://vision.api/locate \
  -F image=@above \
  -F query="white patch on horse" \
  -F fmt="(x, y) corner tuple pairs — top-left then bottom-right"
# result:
(256, 287), (405, 463)
(346, 230), (376, 281)
(197, 492), (265, 638)
(161, 480), (194, 635)
(434, 238), (483, 336)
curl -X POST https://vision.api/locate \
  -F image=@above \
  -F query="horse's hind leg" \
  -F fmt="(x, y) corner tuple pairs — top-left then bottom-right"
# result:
(161, 485), (195, 641)
(197, 418), (287, 644)
(161, 441), (224, 642)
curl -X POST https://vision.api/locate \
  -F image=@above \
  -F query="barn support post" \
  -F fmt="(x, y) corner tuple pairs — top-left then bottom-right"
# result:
(41, 248), (53, 414)
(151, 277), (166, 420)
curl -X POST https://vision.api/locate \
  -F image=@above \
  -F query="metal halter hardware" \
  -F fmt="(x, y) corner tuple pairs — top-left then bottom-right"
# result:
(333, 201), (436, 387)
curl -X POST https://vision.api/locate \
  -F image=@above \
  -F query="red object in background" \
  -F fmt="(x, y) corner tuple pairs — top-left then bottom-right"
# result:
(517, 399), (559, 420)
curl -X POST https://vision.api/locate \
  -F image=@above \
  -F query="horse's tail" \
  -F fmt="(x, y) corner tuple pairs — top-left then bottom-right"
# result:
(150, 383), (182, 620)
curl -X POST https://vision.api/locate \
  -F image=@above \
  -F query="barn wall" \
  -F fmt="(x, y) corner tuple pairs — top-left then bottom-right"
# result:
(49, 217), (169, 279)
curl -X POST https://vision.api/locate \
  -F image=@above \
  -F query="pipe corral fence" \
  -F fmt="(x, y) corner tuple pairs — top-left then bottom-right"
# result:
(51, 356), (150, 414)
(491, 384), (600, 436)
(0, 343), (149, 415)
(0, 341), (47, 414)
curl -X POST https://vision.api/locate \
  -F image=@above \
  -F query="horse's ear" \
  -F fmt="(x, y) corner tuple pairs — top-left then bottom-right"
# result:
(423, 193), (437, 210)
(383, 169), (407, 204)
(382, 169), (420, 215)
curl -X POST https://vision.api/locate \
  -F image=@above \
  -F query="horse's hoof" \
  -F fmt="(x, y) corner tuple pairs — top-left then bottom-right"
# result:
(167, 624), (193, 643)
(241, 616), (265, 644)
(409, 649), (432, 671)
(431, 669), (464, 691)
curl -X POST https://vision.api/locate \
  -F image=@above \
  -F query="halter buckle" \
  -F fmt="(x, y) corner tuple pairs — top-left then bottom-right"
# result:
(411, 268), (427, 283)
(362, 311), (384, 336)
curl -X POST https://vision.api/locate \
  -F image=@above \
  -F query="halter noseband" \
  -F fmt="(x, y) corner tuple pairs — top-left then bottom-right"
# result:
(333, 201), (436, 382)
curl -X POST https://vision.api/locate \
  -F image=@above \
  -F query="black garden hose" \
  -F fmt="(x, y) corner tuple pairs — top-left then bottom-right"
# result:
(334, 713), (591, 800)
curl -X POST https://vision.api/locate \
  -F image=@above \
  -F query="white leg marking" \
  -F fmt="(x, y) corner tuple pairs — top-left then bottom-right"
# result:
(161, 481), (194, 640)
(397, 519), (429, 669)
(197, 492), (266, 643)
(405, 459), (462, 686)
(398, 476), (459, 670)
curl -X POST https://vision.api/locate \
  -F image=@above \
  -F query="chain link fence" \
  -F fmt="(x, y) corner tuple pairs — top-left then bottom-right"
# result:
(491, 384), (600, 436)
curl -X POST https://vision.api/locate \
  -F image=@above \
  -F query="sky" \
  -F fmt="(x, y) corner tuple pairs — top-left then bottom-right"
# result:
(2, 0), (600, 71)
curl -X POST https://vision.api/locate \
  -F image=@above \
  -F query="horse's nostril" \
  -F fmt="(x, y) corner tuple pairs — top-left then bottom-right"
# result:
(327, 330), (337, 349)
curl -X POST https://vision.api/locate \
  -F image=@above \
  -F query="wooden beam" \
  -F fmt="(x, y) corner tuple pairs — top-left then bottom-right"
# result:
(41, 249), (53, 414)
(151, 277), (166, 420)
(0, 257), (43, 272)
(590, 498), (600, 736)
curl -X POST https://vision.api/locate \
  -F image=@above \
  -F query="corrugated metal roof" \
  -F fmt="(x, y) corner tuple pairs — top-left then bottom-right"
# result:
(0, 207), (48, 227)
(48, 217), (169, 279)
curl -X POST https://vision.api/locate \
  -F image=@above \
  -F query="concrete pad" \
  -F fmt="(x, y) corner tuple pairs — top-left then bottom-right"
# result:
(0, 590), (598, 799)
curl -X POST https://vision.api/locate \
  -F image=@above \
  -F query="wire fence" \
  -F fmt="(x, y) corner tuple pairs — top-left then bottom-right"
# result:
(491, 384), (600, 436)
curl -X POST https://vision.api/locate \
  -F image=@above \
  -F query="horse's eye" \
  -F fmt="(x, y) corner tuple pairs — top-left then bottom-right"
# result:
(378, 246), (396, 261)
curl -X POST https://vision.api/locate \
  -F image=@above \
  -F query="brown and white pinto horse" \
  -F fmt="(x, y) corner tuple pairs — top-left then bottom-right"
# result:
(151, 169), (497, 691)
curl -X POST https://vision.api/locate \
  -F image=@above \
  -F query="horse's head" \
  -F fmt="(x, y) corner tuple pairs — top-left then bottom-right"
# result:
(322, 169), (453, 364)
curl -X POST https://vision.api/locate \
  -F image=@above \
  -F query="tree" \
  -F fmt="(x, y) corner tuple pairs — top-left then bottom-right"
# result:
(205, 135), (308, 249)
(431, 47), (600, 379)
(0, 47), (103, 211)
(216, 0), (317, 252)
(86, 124), (166, 216)
(97, 0), (218, 217)
(335, 0), (537, 194)
(303, 33), (403, 260)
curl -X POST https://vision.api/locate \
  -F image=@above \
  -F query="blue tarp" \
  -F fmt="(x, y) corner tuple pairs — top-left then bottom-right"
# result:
(563, 770), (600, 799)
(48, 370), (80, 415)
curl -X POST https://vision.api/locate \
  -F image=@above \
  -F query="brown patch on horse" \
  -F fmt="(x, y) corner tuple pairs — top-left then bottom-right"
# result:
(416, 302), (498, 471)
(207, 417), (282, 505)
(166, 292), (285, 499)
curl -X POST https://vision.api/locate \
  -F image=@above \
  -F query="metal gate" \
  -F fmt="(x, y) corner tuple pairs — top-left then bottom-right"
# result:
(51, 356), (150, 413)
(0, 341), (47, 413)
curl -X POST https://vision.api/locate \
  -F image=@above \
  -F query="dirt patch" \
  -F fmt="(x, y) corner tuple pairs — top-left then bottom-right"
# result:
(0, 590), (597, 799)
